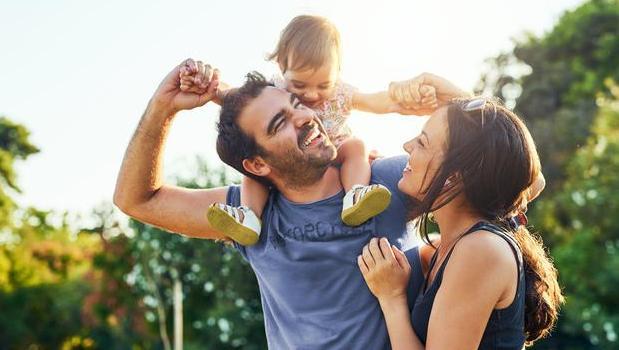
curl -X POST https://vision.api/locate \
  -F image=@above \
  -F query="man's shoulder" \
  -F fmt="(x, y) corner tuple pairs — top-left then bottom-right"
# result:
(371, 155), (407, 182)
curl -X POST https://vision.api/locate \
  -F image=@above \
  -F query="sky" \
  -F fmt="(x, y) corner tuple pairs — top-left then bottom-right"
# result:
(0, 0), (583, 217)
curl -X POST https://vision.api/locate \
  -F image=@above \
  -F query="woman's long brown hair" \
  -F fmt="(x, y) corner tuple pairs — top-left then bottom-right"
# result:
(410, 98), (564, 345)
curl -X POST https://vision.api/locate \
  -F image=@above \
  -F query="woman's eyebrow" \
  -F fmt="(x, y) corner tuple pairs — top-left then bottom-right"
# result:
(422, 131), (430, 145)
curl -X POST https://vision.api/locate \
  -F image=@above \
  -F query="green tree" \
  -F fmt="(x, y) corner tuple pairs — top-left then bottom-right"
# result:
(0, 117), (39, 227)
(532, 84), (619, 349)
(476, 0), (619, 190)
(0, 208), (99, 349)
(126, 158), (266, 350)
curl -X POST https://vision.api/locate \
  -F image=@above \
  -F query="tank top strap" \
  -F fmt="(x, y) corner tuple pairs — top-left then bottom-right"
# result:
(430, 221), (523, 288)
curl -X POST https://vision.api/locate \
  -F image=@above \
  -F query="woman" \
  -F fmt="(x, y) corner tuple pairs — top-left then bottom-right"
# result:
(358, 75), (564, 349)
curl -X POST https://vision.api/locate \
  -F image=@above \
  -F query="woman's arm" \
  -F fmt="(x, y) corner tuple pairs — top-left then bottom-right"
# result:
(425, 231), (516, 349)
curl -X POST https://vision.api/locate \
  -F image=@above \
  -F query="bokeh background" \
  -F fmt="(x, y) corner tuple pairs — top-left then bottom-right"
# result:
(0, 0), (617, 348)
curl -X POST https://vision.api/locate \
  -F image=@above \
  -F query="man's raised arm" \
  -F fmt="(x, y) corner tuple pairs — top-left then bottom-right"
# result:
(113, 59), (228, 239)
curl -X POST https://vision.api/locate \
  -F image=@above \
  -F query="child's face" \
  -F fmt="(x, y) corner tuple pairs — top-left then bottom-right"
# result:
(282, 55), (339, 108)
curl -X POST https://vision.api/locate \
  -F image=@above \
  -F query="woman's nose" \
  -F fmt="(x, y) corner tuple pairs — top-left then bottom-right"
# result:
(403, 139), (414, 153)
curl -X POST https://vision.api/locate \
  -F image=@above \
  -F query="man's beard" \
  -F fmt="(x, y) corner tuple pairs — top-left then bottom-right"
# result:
(264, 140), (336, 190)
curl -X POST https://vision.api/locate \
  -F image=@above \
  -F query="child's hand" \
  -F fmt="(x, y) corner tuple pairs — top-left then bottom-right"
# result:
(179, 59), (219, 95)
(389, 79), (439, 112)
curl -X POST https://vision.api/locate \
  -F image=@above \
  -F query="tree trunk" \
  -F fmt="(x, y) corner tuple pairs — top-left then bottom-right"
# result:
(173, 277), (183, 350)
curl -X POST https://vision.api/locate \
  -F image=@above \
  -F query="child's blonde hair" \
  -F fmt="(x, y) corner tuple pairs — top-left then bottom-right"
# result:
(268, 15), (341, 73)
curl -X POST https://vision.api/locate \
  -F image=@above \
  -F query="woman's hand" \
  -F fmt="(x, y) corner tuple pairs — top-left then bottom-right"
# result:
(390, 73), (471, 115)
(358, 237), (411, 302)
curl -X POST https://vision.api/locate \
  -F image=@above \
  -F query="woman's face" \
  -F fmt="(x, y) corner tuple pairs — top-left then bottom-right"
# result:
(398, 107), (449, 199)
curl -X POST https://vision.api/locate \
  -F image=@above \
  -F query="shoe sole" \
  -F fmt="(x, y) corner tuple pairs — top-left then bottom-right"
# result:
(207, 205), (260, 246)
(341, 187), (392, 226)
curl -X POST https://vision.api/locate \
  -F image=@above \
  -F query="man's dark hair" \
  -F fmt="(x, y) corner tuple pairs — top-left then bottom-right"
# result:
(216, 72), (274, 186)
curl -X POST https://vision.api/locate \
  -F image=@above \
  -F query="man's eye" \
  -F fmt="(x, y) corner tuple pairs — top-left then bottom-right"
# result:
(276, 118), (286, 132)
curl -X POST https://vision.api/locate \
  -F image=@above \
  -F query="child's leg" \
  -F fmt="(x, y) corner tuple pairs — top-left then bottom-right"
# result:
(337, 137), (370, 192)
(241, 176), (269, 218)
(206, 176), (267, 246)
(338, 138), (392, 226)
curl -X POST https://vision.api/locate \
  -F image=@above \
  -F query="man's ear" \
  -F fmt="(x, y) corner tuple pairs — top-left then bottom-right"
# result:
(242, 157), (271, 177)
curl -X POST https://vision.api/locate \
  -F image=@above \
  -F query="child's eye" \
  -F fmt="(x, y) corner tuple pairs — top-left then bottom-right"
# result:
(292, 83), (305, 89)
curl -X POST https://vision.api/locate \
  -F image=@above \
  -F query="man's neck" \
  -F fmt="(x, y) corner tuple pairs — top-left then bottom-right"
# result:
(274, 167), (343, 204)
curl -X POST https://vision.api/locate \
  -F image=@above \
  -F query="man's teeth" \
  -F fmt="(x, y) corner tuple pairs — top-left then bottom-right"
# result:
(303, 129), (320, 147)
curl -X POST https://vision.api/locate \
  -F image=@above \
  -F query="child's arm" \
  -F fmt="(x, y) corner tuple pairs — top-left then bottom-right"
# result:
(179, 58), (234, 105)
(352, 85), (437, 115)
(240, 176), (269, 218)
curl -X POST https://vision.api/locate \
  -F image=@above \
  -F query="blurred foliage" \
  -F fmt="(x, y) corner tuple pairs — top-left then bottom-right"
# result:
(531, 88), (619, 349)
(0, 208), (99, 349)
(0, 119), (265, 349)
(476, 0), (619, 190)
(121, 159), (266, 349)
(0, 117), (39, 227)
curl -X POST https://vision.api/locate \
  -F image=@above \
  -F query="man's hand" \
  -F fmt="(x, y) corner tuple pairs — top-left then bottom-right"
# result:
(151, 58), (220, 116)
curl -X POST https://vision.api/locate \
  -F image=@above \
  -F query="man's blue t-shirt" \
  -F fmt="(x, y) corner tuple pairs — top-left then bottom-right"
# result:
(227, 155), (414, 349)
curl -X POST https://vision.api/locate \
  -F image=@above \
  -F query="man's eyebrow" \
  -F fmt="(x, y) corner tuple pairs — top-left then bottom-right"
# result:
(267, 94), (299, 136)
(266, 110), (285, 136)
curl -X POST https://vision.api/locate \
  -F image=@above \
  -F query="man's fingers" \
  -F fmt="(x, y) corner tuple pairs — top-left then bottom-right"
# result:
(211, 68), (220, 83)
(180, 76), (193, 85)
(203, 64), (214, 87)
(197, 80), (219, 105)
(194, 60), (206, 85)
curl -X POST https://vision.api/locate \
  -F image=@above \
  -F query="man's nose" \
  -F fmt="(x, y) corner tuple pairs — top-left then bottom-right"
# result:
(293, 108), (315, 128)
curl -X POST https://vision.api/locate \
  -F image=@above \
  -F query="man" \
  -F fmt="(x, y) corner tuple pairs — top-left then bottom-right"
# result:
(114, 59), (463, 349)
